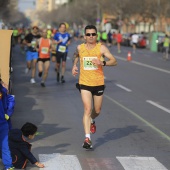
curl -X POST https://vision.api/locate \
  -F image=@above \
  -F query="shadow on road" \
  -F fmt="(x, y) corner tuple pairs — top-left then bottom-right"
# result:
(94, 125), (144, 149)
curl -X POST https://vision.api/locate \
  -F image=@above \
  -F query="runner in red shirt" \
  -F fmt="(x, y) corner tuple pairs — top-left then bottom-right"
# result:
(116, 31), (122, 53)
(37, 29), (52, 87)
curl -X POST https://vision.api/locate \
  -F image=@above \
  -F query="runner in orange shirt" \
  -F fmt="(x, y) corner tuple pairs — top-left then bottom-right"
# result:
(37, 29), (52, 87)
(116, 31), (122, 53)
(72, 25), (117, 149)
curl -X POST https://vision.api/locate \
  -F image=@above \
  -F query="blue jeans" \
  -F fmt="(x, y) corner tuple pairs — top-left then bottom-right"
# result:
(0, 122), (13, 169)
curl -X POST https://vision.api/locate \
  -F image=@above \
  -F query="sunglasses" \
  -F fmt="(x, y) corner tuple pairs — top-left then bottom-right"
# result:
(86, 33), (97, 36)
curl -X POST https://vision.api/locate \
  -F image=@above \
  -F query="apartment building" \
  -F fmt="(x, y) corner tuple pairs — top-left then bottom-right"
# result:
(36, 0), (68, 12)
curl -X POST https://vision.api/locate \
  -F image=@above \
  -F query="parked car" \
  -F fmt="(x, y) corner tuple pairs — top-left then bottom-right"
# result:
(137, 34), (147, 48)
(121, 33), (131, 46)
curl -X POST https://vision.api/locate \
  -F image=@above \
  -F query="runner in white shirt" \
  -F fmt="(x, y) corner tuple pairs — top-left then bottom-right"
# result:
(131, 33), (139, 53)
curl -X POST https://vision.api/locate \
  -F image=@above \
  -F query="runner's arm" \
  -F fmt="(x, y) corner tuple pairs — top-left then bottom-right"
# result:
(72, 45), (80, 66)
(72, 45), (80, 76)
(100, 45), (117, 66)
(49, 39), (53, 52)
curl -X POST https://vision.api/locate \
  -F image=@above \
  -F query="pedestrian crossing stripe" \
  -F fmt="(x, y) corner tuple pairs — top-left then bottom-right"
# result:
(39, 153), (82, 170)
(116, 157), (168, 170)
(39, 154), (168, 170)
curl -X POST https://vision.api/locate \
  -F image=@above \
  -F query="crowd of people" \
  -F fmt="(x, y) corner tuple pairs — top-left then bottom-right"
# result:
(0, 23), (118, 169)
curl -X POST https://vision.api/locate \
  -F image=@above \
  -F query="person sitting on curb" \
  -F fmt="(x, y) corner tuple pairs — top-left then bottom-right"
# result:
(8, 122), (45, 169)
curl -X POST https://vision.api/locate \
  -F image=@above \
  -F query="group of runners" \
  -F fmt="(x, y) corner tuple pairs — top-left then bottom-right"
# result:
(3, 24), (117, 170)
(14, 23), (117, 150)
(16, 23), (71, 87)
(22, 23), (117, 150)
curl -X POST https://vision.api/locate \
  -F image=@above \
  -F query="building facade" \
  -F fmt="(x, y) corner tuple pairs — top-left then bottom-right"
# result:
(36, 0), (68, 12)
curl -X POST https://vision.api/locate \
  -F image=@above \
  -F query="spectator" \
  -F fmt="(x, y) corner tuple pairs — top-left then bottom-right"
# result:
(163, 34), (170, 60)
(101, 30), (107, 44)
(0, 77), (14, 170)
(97, 31), (101, 42)
(8, 122), (45, 169)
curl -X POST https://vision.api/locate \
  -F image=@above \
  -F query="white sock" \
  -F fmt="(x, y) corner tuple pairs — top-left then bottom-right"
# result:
(85, 134), (91, 139)
(91, 119), (95, 123)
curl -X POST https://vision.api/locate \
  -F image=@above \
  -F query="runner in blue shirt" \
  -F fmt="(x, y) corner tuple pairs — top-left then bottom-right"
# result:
(53, 23), (71, 83)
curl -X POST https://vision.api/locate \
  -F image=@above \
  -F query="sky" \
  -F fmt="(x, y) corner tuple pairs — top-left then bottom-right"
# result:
(18, 0), (35, 12)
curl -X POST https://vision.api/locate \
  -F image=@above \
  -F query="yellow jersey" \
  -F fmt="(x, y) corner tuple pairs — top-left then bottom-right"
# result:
(79, 43), (104, 86)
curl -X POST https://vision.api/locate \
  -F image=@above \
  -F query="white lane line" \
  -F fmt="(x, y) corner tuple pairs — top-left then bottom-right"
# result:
(115, 83), (132, 92)
(146, 100), (170, 114)
(39, 153), (82, 170)
(117, 157), (168, 170)
(115, 55), (170, 74)
(104, 94), (170, 142)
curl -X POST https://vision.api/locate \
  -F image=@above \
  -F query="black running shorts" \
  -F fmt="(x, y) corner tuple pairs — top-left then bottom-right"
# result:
(37, 58), (50, 63)
(76, 83), (105, 96)
(56, 51), (67, 63)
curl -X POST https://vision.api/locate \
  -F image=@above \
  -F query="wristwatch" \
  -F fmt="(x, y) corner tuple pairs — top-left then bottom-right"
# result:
(103, 61), (106, 66)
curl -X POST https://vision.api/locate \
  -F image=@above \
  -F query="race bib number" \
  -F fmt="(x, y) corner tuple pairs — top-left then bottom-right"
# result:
(41, 47), (48, 54)
(83, 57), (98, 70)
(31, 40), (36, 48)
(58, 45), (66, 53)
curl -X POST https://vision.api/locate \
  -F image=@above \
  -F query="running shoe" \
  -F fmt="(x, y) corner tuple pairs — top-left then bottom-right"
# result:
(30, 78), (36, 84)
(61, 76), (65, 83)
(82, 137), (92, 149)
(90, 121), (96, 134)
(25, 68), (29, 74)
(57, 72), (60, 82)
(41, 82), (45, 87)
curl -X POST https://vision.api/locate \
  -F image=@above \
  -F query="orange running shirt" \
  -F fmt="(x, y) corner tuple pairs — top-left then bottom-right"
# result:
(79, 43), (104, 86)
(39, 38), (51, 59)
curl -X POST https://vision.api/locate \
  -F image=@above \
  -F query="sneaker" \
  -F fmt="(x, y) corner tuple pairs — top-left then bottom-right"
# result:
(61, 76), (65, 83)
(41, 82), (45, 87)
(25, 68), (29, 74)
(57, 72), (60, 82)
(82, 137), (92, 149)
(30, 78), (36, 84)
(38, 72), (43, 77)
(90, 121), (96, 134)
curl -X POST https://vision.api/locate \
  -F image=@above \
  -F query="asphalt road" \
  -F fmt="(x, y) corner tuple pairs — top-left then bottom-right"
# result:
(1, 41), (170, 170)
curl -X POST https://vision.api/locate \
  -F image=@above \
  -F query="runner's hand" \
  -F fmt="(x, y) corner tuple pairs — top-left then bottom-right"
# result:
(92, 59), (102, 66)
(72, 65), (78, 76)
(58, 39), (62, 44)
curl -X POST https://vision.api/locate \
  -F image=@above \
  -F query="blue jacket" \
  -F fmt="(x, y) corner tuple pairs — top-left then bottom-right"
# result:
(8, 129), (37, 169)
(0, 84), (15, 129)
(6, 94), (15, 117)
(0, 84), (8, 124)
